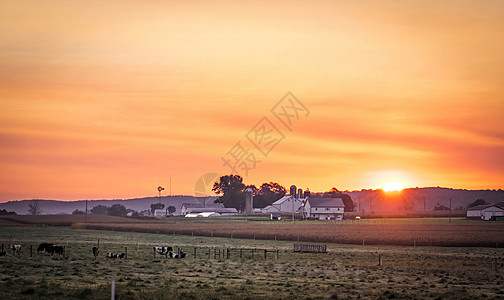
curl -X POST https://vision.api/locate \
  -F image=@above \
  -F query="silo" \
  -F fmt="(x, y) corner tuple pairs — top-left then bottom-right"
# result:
(297, 188), (303, 199)
(290, 185), (297, 198)
(244, 188), (253, 214)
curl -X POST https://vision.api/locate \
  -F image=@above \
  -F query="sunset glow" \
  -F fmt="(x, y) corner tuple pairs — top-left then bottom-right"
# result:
(1, 1), (503, 201)
(382, 182), (404, 192)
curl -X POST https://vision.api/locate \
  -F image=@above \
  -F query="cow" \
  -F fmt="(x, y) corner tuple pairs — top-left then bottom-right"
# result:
(37, 243), (55, 254)
(153, 246), (173, 257)
(0, 251), (6, 256)
(51, 246), (64, 256)
(92, 247), (99, 259)
(107, 252), (126, 259)
(9, 244), (21, 256)
(168, 250), (186, 259)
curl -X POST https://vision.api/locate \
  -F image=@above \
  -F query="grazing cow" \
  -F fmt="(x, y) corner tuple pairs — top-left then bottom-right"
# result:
(92, 247), (99, 259)
(179, 251), (186, 259)
(168, 251), (178, 258)
(153, 246), (173, 257)
(37, 243), (55, 254)
(9, 244), (21, 256)
(0, 251), (6, 256)
(107, 252), (126, 259)
(51, 246), (64, 256)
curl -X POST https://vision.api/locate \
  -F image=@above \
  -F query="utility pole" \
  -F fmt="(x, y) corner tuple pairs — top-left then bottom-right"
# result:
(423, 196), (426, 218)
(449, 197), (452, 223)
(170, 177), (172, 196)
(292, 196), (295, 224)
(85, 199), (88, 223)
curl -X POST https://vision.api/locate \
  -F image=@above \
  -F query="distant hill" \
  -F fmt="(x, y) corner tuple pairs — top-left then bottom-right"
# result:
(344, 187), (504, 212)
(0, 196), (218, 216)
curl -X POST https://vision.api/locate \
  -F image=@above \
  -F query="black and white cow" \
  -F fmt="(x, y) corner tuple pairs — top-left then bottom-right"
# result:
(106, 252), (126, 259)
(9, 244), (21, 256)
(0, 251), (6, 256)
(92, 247), (99, 259)
(153, 246), (173, 257)
(37, 243), (55, 254)
(167, 250), (186, 259)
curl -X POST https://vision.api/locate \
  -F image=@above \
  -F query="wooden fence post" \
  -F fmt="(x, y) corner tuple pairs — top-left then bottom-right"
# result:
(153, 247), (156, 259)
(194, 247), (197, 259)
(125, 247), (127, 259)
(97, 239), (100, 249)
(378, 254), (382, 266)
(264, 249), (267, 259)
(111, 280), (115, 300)
(276, 250), (279, 260)
(30, 245), (33, 257)
(240, 249), (242, 259)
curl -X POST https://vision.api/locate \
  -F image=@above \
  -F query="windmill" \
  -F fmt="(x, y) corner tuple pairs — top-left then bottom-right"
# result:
(157, 186), (165, 197)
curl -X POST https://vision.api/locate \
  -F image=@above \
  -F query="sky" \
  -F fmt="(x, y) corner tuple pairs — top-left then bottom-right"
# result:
(1, 0), (503, 201)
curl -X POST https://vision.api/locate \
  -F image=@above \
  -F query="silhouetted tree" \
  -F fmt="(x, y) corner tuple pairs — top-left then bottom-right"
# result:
(72, 209), (85, 215)
(0, 209), (16, 215)
(90, 205), (109, 215)
(212, 174), (246, 212)
(321, 187), (355, 212)
(28, 200), (43, 215)
(253, 182), (287, 208)
(167, 206), (176, 215)
(150, 203), (165, 215)
(108, 204), (128, 217)
(433, 203), (450, 211)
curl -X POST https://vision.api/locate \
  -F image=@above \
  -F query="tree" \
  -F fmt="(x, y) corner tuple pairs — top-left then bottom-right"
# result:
(108, 204), (128, 217)
(28, 200), (43, 215)
(322, 187), (355, 212)
(467, 199), (487, 209)
(212, 174), (246, 212)
(90, 205), (109, 215)
(150, 203), (165, 215)
(433, 203), (450, 211)
(167, 206), (176, 215)
(253, 182), (287, 208)
(0, 209), (16, 215)
(72, 209), (85, 215)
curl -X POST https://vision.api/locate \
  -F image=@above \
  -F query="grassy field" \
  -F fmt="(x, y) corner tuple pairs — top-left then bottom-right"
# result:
(0, 222), (503, 299)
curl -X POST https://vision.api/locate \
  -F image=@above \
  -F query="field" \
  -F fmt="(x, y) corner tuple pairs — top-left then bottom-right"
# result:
(0, 216), (503, 299)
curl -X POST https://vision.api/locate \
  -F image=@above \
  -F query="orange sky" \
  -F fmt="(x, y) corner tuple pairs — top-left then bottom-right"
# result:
(1, 1), (503, 201)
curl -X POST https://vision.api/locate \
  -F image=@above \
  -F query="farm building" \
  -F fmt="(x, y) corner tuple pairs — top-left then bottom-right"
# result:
(467, 202), (504, 220)
(481, 202), (504, 220)
(303, 198), (345, 221)
(261, 195), (306, 214)
(181, 202), (225, 215)
(181, 202), (238, 216)
(466, 205), (492, 218)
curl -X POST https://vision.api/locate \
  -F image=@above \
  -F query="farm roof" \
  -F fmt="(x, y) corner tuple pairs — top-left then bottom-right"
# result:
(306, 198), (344, 207)
(467, 205), (492, 211)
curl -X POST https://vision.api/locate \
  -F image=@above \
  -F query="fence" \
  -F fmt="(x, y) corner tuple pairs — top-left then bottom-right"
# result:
(293, 244), (327, 253)
(190, 247), (279, 260)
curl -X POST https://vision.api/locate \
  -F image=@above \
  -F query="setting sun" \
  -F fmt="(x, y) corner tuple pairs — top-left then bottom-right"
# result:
(383, 182), (404, 192)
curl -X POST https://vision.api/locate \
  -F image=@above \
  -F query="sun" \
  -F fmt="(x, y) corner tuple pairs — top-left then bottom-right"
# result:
(382, 182), (404, 192)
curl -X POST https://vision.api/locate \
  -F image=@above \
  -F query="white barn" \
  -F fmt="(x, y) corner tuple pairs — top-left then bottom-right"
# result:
(481, 203), (504, 220)
(466, 205), (491, 218)
(261, 196), (305, 214)
(303, 198), (345, 221)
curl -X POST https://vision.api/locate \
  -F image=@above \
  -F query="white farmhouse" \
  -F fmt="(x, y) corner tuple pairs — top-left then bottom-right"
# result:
(303, 198), (345, 221)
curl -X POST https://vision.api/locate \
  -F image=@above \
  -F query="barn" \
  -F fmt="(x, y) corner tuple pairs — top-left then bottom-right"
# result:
(481, 202), (504, 221)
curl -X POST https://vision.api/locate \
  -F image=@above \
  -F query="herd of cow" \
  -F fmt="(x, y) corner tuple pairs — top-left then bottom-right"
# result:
(0, 243), (64, 257)
(0, 243), (187, 260)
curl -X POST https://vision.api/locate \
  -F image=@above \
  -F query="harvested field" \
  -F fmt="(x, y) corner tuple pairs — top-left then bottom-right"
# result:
(76, 217), (504, 247)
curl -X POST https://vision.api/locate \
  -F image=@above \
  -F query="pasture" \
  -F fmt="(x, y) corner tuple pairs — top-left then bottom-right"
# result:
(0, 217), (503, 299)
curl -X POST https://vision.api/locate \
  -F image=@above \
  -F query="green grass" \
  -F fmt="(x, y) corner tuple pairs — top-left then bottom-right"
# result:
(0, 226), (503, 299)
